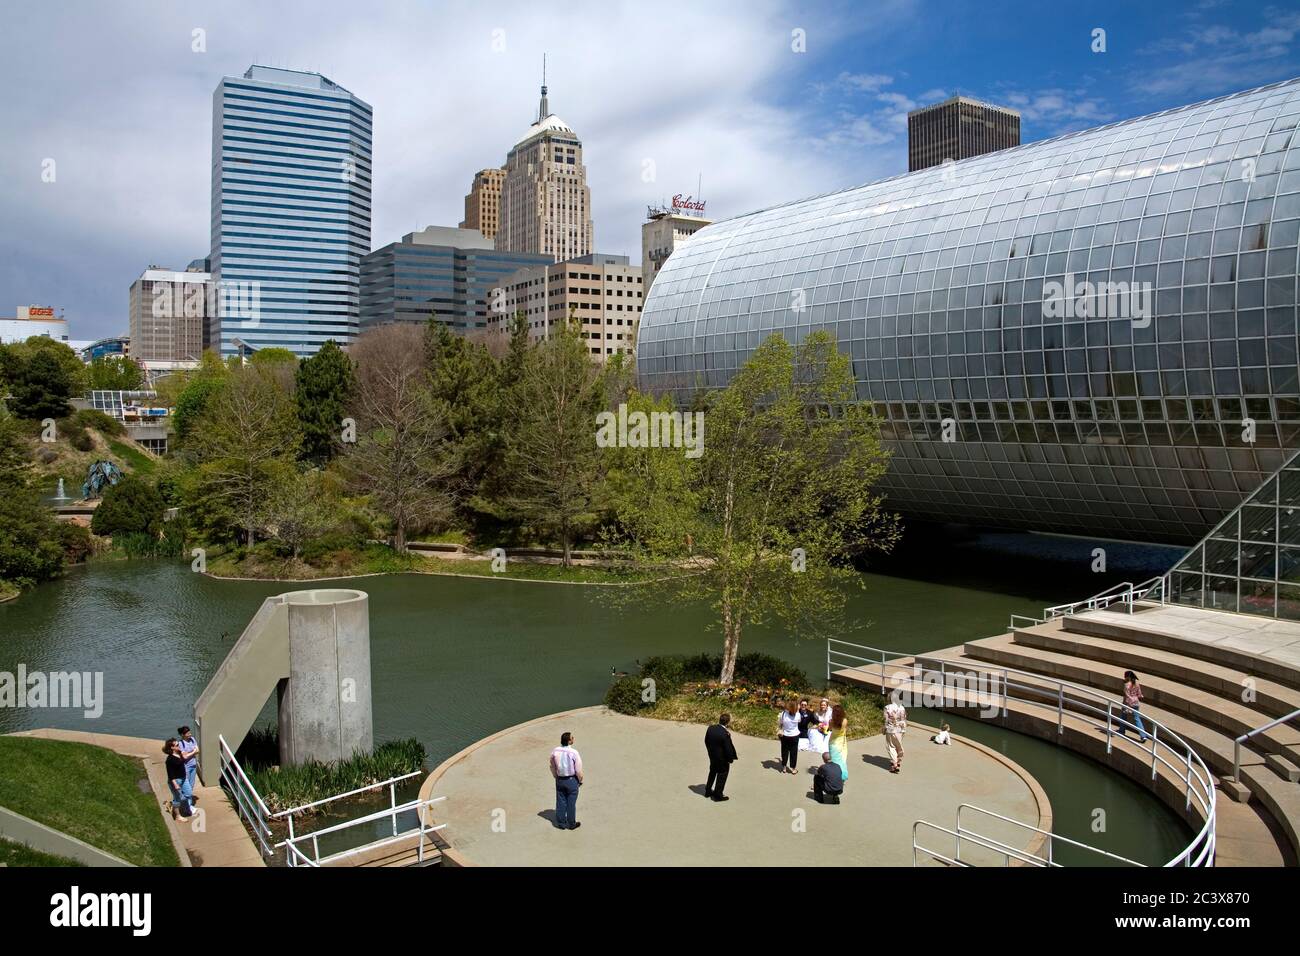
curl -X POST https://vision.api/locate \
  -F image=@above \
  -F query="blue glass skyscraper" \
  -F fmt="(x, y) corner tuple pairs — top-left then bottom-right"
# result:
(210, 66), (372, 357)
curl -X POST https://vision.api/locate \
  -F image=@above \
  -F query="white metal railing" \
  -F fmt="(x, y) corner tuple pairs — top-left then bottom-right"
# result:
(1033, 574), (1168, 626)
(1233, 707), (1300, 783)
(217, 735), (438, 865)
(218, 735), (275, 857)
(827, 639), (1216, 867)
(276, 795), (447, 868)
(913, 803), (1143, 867)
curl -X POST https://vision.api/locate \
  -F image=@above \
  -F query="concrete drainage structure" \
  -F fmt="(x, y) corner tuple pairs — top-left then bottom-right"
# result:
(194, 588), (373, 778)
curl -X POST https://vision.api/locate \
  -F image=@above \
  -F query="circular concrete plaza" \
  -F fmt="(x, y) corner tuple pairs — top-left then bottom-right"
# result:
(423, 706), (1049, 866)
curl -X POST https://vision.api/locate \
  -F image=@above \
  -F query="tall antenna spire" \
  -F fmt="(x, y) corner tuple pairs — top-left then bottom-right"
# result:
(538, 53), (549, 122)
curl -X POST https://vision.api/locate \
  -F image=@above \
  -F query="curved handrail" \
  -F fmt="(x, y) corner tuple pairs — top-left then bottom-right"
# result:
(1233, 706), (1300, 782)
(828, 638), (1216, 867)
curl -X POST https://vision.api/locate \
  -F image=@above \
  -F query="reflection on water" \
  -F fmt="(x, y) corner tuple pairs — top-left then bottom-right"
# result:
(0, 525), (1190, 865)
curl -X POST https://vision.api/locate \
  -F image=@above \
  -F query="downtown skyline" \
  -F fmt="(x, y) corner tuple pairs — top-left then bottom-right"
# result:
(4, 0), (1300, 341)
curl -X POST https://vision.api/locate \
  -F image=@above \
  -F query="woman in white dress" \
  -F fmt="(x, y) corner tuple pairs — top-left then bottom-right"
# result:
(803, 697), (831, 754)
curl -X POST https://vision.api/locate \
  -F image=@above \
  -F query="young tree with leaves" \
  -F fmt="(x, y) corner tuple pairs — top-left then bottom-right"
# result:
(184, 363), (301, 548)
(609, 331), (900, 684)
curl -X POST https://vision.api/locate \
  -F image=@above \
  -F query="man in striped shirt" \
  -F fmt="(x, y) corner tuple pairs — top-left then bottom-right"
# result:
(549, 732), (584, 830)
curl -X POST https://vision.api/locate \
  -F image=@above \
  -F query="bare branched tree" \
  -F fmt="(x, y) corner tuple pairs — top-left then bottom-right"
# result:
(346, 324), (456, 552)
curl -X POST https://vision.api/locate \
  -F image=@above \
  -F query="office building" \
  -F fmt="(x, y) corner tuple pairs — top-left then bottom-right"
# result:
(492, 254), (642, 361)
(0, 306), (68, 344)
(638, 77), (1300, 545)
(459, 168), (505, 241)
(128, 264), (210, 370)
(642, 201), (713, 294)
(210, 65), (373, 357)
(496, 73), (593, 262)
(908, 96), (1021, 171)
(359, 226), (550, 332)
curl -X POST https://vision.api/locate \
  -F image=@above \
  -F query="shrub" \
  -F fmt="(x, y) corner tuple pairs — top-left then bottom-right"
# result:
(58, 522), (95, 564)
(91, 474), (165, 538)
(603, 675), (647, 715)
(67, 426), (93, 452)
(71, 409), (124, 436)
(638, 652), (809, 689)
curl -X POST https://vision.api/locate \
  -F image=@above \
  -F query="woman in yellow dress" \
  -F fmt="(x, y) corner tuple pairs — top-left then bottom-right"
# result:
(827, 703), (849, 780)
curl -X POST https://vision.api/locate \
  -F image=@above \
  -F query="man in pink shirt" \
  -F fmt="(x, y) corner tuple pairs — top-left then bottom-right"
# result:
(549, 731), (584, 830)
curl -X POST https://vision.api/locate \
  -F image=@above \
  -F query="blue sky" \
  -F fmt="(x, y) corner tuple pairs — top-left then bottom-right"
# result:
(2, 0), (1299, 342)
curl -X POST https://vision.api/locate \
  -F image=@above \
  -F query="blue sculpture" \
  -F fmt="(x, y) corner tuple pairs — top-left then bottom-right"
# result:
(82, 460), (123, 500)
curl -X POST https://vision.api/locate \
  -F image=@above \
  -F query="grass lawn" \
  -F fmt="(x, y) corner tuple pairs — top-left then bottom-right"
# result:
(106, 439), (156, 475)
(0, 737), (179, 867)
(0, 836), (85, 867)
(204, 540), (666, 585)
(0, 579), (19, 603)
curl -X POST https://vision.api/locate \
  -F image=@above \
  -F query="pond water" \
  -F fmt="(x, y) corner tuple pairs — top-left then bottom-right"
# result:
(0, 526), (1193, 865)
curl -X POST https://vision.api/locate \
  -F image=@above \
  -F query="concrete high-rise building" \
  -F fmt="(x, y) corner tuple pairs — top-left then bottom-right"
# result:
(359, 226), (550, 332)
(210, 66), (373, 357)
(642, 202), (712, 294)
(128, 264), (210, 370)
(907, 96), (1020, 171)
(491, 254), (642, 362)
(496, 69), (593, 262)
(459, 168), (505, 240)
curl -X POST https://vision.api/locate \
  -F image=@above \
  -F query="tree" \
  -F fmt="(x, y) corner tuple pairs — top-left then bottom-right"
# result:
(184, 363), (301, 547)
(87, 355), (145, 391)
(9, 349), (75, 420)
(346, 324), (456, 553)
(249, 347), (299, 368)
(295, 339), (355, 466)
(502, 316), (607, 565)
(259, 469), (340, 559)
(90, 474), (166, 538)
(424, 320), (500, 505)
(171, 351), (229, 447)
(0, 416), (63, 587)
(609, 331), (900, 684)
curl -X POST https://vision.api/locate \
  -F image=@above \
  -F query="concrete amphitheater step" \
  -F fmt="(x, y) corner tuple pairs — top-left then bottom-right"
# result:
(1013, 618), (1300, 722)
(974, 629), (1300, 770)
(1062, 609), (1300, 691)
(957, 636), (1300, 863)
(832, 656), (1288, 866)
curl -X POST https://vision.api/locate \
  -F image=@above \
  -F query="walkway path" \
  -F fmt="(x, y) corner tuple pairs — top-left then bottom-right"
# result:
(419, 706), (1048, 866)
(10, 729), (264, 867)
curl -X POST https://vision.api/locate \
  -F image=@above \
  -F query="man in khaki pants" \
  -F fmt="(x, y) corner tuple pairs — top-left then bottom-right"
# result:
(883, 697), (907, 774)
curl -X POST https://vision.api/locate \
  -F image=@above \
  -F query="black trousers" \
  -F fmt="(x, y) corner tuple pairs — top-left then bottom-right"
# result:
(706, 762), (729, 797)
(813, 774), (842, 804)
(780, 735), (799, 769)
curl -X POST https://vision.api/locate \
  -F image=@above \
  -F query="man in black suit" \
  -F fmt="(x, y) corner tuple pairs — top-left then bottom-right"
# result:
(704, 712), (739, 802)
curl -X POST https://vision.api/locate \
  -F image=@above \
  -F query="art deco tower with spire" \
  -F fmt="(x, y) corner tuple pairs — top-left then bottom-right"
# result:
(495, 57), (594, 262)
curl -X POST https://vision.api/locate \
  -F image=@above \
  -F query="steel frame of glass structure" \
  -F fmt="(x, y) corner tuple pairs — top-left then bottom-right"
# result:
(637, 77), (1300, 545)
(1168, 449), (1300, 618)
(210, 66), (372, 357)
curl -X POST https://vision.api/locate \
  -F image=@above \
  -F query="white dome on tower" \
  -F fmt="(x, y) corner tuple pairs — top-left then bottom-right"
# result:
(514, 113), (574, 146)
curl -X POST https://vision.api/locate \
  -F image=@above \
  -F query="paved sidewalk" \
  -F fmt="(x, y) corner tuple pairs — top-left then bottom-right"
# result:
(10, 729), (264, 867)
(422, 707), (1046, 866)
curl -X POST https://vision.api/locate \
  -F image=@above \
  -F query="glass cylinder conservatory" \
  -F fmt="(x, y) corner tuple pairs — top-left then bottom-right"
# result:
(637, 78), (1300, 545)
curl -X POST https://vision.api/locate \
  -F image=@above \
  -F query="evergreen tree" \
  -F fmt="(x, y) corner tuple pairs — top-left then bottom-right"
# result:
(295, 339), (356, 465)
(9, 349), (75, 420)
(502, 315), (606, 565)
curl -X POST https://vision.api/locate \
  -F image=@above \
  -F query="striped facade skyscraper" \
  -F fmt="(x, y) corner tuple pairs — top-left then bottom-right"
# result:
(209, 66), (373, 357)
